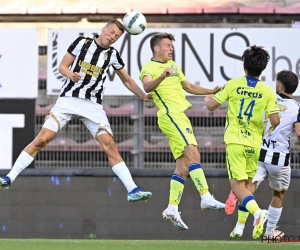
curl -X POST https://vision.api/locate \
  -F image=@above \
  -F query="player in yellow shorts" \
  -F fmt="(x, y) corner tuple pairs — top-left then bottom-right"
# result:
(204, 45), (280, 239)
(139, 32), (225, 231)
(158, 112), (198, 159)
(226, 144), (260, 181)
(225, 70), (300, 242)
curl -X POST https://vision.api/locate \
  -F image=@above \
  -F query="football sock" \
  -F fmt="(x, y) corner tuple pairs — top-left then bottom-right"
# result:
(237, 204), (250, 227)
(188, 163), (210, 196)
(201, 192), (213, 201)
(7, 151), (34, 182)
(112, 162), (137, 192)
(168, 174), (185, 211)
(241, 194), (260, 215)
(265, 205), (282, 235)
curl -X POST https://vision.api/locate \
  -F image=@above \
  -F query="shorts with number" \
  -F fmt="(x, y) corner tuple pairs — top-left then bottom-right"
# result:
(226, 144), (260, 180)
(43, 97), (113, 137)
(157, 112), (198, 160)
(253, 161), (291, 191)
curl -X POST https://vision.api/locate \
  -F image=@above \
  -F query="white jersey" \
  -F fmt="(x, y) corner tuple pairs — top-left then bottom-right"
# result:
(259, 93), (300, 166)
(60, 35), (124, 104)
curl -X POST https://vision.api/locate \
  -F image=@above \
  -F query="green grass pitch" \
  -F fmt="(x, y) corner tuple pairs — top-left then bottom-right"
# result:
(0, 239), (299, 250)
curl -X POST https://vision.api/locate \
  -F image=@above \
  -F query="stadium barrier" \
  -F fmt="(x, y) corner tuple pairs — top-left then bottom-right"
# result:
(0, 171), (299, 239)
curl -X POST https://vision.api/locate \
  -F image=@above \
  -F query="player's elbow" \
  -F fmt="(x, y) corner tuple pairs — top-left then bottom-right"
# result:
(204, 96), (218, 111)
(270, 117), (280, 127)
(182, 84), (192, 93)
(205, 104), (215, 111)
(143, 82), (155, 93)
(58, 63), (64, 75)
(143, 86), (152, 93)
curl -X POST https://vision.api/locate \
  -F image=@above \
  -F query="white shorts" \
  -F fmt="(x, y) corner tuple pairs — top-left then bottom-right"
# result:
(43, 97), (113, 138)
(253, 161), (291, 191)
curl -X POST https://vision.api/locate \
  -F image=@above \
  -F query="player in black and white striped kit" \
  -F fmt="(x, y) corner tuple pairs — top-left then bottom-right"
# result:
(230, 70), (300, 240)
(0, 20), (152, 203)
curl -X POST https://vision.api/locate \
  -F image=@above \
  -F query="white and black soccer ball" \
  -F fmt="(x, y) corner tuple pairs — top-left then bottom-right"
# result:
(123, 12), (147, 35)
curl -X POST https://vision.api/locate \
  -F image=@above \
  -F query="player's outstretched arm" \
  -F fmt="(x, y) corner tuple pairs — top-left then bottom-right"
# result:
(204, 95), (221, 111)
(116, 68), (152, 102)
(181, 79), (221, 95)
(59, 52), (81, 82)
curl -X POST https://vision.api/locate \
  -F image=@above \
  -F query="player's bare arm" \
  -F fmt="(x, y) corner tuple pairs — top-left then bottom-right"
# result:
(204, 95), (221, 111)
(295, 122), (300, 142)
(58, 52), (81, 82)
(142, 67), (173, 93)
(116, 68), (152, 102)
(181, 79), (221, 95)
(269, 113), (280, 127)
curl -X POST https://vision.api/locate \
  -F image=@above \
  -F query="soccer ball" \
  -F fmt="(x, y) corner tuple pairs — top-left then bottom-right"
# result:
(123, 12), (147, 35)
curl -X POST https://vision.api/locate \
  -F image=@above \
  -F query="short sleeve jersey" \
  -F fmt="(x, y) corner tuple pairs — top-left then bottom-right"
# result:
(260, 94), (300, 166)
(139, 59), (191, 117)
(59, 35), (124, 104)
(213, 76), (280, 148)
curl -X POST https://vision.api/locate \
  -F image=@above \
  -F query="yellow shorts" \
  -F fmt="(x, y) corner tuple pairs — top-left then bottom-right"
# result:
(226, 144), (260, 181)
(158, 112), (197, 160)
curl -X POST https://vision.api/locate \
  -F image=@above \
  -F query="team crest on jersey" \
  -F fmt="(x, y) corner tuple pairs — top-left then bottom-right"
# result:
(169, 65), (179, 77)
(186, 128), (193, 134)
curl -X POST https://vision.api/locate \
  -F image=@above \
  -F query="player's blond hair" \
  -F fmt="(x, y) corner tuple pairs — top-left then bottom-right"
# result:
(106, 19), (125, 34)
(150, 32), (175, 53)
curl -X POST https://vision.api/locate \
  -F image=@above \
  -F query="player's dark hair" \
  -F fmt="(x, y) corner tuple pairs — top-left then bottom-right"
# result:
(106, 19), (125, 34)
(242, 45), (270, 77)
(276, 70), (299, 94)
(150, 32), (175, 53)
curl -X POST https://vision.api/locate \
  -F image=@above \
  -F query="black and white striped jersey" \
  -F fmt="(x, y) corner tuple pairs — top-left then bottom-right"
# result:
(259, 93), (300, 166)
(59, 35), (124, 104)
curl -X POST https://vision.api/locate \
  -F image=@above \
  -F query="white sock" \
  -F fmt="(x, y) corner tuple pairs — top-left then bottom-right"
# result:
(265, 205), (282, 235)
(236, 222), (245, 229)
(167, 204), (178, 212)
(200, 192), (212, 201)
(112, 162), (137, 193)
(7, 151), (34, 182)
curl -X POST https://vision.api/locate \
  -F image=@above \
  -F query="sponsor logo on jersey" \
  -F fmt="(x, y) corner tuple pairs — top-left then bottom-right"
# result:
(78, 60), (104, 77)
(263, 139), (277, 149)
(240, 128), (252, 137)
(245, 147), (255, 155)
(238, 120), (250, 128)
(236, 87), (262, 98)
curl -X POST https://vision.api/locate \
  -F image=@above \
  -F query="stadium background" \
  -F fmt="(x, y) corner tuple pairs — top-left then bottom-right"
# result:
(0, 0), (300, 240)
